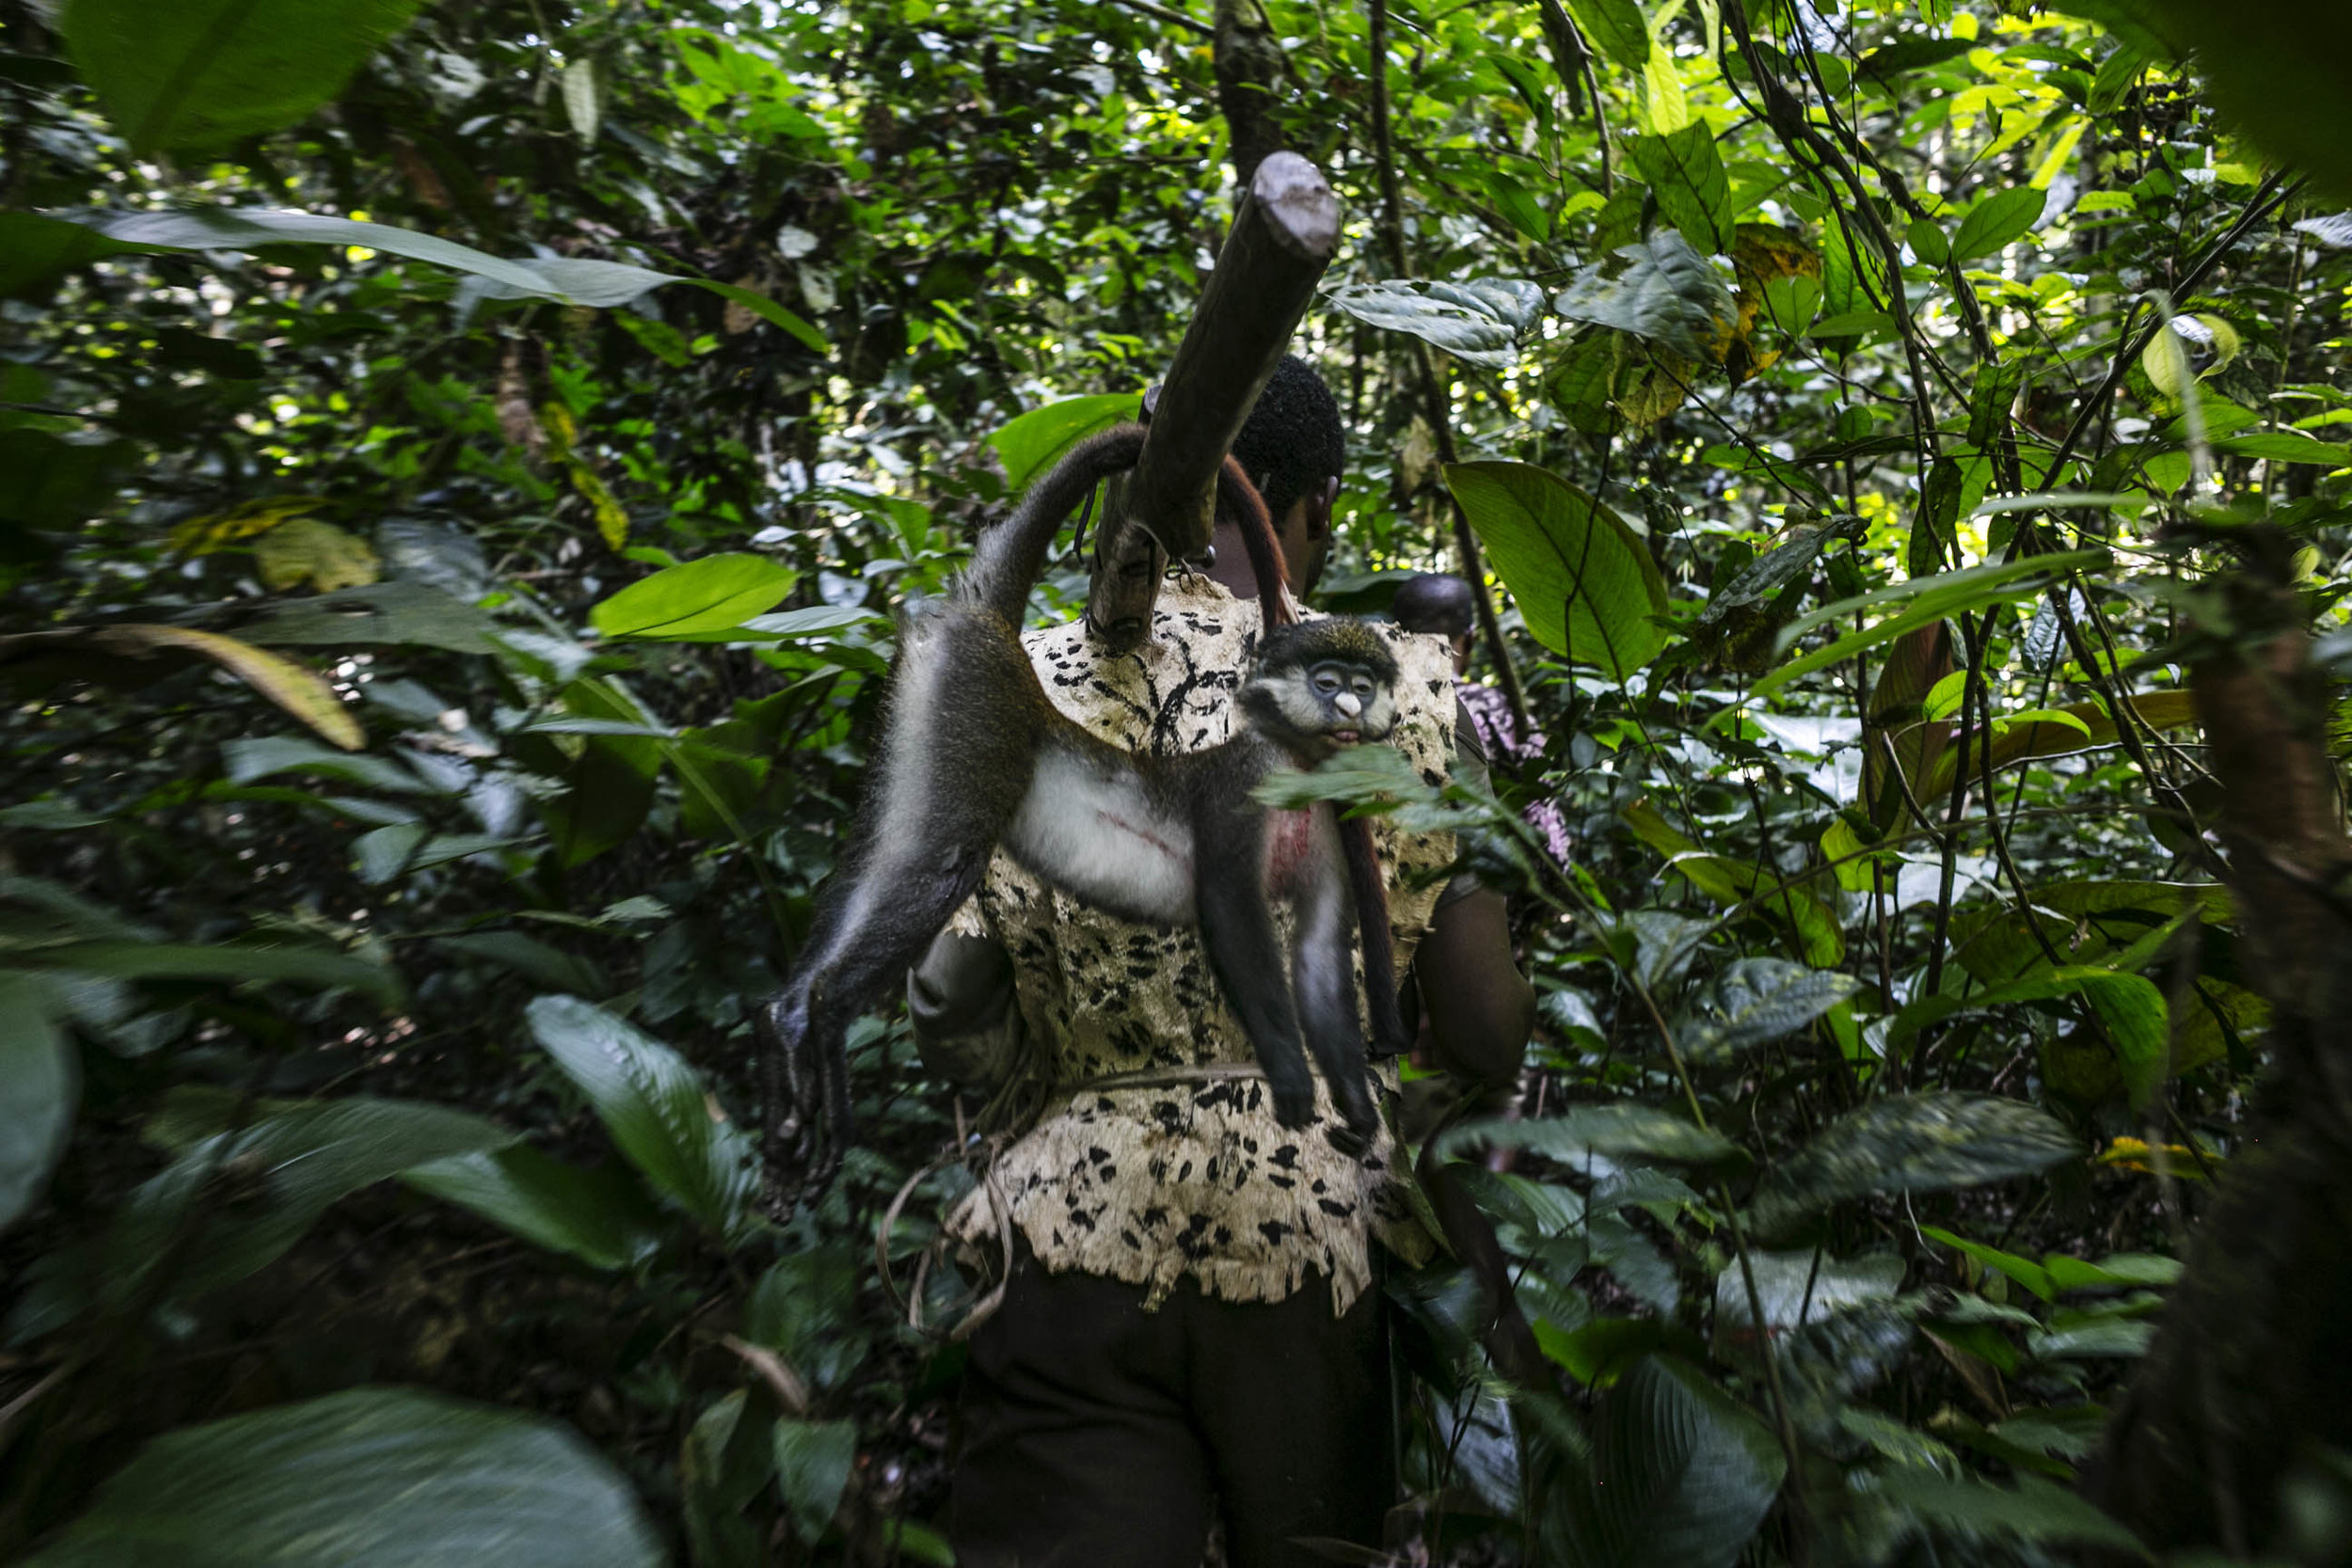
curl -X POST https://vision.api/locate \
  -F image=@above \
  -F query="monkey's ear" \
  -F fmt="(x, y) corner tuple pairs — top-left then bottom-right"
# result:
(1305, 474), (1339, 542)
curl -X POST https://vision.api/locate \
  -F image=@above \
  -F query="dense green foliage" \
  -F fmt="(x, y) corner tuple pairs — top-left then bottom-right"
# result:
(6, 0), (2352, 1561)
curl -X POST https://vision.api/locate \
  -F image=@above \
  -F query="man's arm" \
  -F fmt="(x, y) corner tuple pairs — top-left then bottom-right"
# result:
(1411, 691), (1534, 1089)
(1412, 886), (1534, 1088)
(907, 929), (1023, 1088)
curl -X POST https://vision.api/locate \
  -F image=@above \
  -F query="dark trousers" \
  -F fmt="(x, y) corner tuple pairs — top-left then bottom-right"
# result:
(947, 1254), (1393, 1568)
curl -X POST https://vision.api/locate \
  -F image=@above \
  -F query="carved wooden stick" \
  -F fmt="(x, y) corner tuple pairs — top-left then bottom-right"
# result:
(1085, 151), (1340, 650)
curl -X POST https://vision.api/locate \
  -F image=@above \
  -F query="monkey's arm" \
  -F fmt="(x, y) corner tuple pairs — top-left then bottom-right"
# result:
(1412, 887), (1534, 1089)
(1286, 806), (1381, 1149)
(1191, 787), (1318, 1128)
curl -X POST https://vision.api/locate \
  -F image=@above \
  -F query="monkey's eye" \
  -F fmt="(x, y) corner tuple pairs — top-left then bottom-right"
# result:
(1312, 671), (1342, 695)
(1352, 677), (1374, 698)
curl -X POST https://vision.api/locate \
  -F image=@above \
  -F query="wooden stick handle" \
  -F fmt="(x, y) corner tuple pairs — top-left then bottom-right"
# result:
(1086, 152), (1340, 650)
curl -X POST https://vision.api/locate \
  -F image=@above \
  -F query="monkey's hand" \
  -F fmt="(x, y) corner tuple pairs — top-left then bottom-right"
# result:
(1266, 1065), (1317, 1134)
(753, 982), (846, 1222)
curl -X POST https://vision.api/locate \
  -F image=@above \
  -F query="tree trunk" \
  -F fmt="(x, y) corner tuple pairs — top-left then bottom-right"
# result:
(2085, 535), (2352, 1555)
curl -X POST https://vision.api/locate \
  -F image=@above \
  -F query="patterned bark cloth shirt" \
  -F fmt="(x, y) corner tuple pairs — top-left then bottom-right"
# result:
(943, 574), (1457, 1314)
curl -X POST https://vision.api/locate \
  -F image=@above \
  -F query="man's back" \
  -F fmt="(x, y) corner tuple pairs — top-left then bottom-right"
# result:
(942, 572), (1459, 1312)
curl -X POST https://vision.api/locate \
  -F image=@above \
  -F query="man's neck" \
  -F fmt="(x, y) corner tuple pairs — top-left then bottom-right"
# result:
(1203, 519), (1263, 602)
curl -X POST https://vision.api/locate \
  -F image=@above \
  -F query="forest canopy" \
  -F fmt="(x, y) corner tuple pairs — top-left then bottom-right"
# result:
(5, 0), (2352, 1562)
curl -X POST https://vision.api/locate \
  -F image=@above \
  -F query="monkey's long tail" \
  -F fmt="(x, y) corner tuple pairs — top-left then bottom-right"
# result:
(965, 424), (1148, 625)
(1343, 814), (1408, 1057)
(1218, 457), (1294, 631)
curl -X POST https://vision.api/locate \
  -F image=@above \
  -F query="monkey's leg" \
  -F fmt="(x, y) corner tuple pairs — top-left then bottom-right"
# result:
(1192, 795), (1318, 1130)
(1290, 805), (1381, 1155)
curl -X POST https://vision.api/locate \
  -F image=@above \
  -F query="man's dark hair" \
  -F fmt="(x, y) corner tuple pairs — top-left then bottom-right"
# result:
(1391, 572), (1476, 638)
(1232, 355), (1345, 522)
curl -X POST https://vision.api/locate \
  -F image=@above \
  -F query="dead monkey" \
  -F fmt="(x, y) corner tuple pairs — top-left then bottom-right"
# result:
(755, 423), (1411, 1211)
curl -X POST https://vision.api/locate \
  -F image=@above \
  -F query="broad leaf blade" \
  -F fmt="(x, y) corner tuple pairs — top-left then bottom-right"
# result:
(591, 554), (800, 641)
(109, 1097), (515, 1305)
(1553, 231), (1736, 362)
(405, 1145), (667, 1271)
(0, 974), (76, 1231)
(1751, 1093), (2077, 1232)
(987, 393), (1140, 496)
(1756, 551), (2107, 697)
(1949, 186), (2048, 262)
(1327, 278), (1541, 369)
(1630, 124), (1733, 255)
(23, 1386), (663, 1568)
(1682, 958), (1862, 1061)
(60, 0), (427, 152)
(1564, 1354), (1786, 1568)
(773, 1418), (857, 1544)
(526, 995), (761, 1243)
(1437, 1104), (1739, 1165)
(1446, 461), (1668, 678)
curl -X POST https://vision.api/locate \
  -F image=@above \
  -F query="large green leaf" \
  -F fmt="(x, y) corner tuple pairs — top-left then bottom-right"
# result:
(683, 1393), (771, 1568)
(1327, 278), (1546, 370)
(1680, 959), (1863, 1062)
(1446, 461), (1668, 678)
(233, 581), (503, 656)
(107, 1098), (515, 1306)
(1437, 1104), (1738, 1165)
(1749, 1093), (2077, 1232)
(590, 554), (799, 641)
(987, 393), (1140, 496)
(1558, 1354), (1787, 1568)
(1755, 551), (2106, 697)
(1630, 124), (1734, 255)
(1949, 185), (2048, 262)
(18, 940), (404, 1006)
(2117, 0), (2352, 200)
(1712, 1248), (1905, 1327)
(1867, 1470), (2145, 1555)
(1888, 968), (2171, 1107)
(519, 681), (664, 868)
(1917, 689), (2201, 799)
(59, 0), (427, 152)
(1553, 231), (1736, 362)
(23, 1386), (664, 1568)
(1947, 880), (2233, 987)
(47, 208), (822, 342)
(1862, 622), (1954, 832)
(404, 1144), (667, 1272)
(222, 736), (425, 794)
(1569, 0), (1654, 71)
(1622, 800), (1846, 966)
(0, 974), (75, 1232)
(773, 1418), (857, 1544)
(526, 995), (761, 1243)
(0, 212), (146, 297)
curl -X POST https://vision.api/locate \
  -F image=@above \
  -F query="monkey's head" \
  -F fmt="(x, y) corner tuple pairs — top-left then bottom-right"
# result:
(1243, 618), (1402, 762)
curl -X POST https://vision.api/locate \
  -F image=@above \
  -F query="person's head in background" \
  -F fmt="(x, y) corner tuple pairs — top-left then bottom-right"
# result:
(1391, 571), (1475, 675)
(1203, 355), (1346, 602)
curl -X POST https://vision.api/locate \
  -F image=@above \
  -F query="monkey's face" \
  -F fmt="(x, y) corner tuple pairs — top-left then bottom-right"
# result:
(1247, 657), (1397, 761)
(1306, 659), (1397, 746)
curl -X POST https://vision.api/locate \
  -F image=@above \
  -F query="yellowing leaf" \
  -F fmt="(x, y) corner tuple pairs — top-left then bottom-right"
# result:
(2141, 324), (2195, 397)
(0, 625), (363, 749)
(171, 495), (329, 555)
(562, 56), (600, 142)
(541, 401), (580, 460)
(1643, 41), (1690, 134)
(539, 402), (628, 547)
(254, 516), (381, 592)
(569, 463), (629, 549)
(2096, 1137), (2214, 1180)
